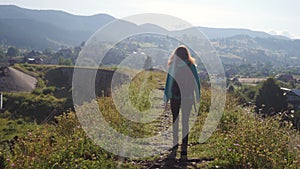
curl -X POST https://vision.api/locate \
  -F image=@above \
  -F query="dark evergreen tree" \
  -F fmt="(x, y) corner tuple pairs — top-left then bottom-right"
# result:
(255, 78), (287, 115)
(143, 56), (153, 69)
(6, 47), (19, 57)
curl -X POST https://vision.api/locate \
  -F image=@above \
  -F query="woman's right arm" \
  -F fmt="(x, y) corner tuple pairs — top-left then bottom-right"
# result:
(164, 71), (171, 103)
(163, 64), (174, 103)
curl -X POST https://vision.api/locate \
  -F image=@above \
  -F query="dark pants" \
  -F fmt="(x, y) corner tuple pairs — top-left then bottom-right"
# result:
(170, 98), (193, 154)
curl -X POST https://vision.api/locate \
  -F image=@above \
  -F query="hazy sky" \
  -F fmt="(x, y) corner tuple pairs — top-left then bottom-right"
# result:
(1, 0), (299, 38)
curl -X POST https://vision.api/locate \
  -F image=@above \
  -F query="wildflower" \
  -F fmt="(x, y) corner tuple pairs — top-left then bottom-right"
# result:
(233, 143), (240, 147)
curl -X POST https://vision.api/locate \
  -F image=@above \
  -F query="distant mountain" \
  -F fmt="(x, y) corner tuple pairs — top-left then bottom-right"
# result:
(0, 5), (114, 32)
(212, 34), (300, 66)
(171, 26), (290, 40)
(197, 27), (290, 40)
(0, 5), (115, 49)
(0, 5), (295, 50)
(139, 23), (169, 34)
(0, 18), (88, 49)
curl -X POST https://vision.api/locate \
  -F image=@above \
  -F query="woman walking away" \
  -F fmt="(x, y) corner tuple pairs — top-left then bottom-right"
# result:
(164, 45), (200, 160)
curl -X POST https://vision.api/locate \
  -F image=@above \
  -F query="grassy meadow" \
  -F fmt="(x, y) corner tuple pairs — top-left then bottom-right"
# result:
(0, 65), (299, 168)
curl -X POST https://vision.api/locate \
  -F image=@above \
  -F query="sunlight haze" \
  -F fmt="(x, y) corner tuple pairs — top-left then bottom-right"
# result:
(0, 0), (299, 38)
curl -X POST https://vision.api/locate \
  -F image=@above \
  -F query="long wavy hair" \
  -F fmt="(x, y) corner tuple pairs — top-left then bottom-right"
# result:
(167, 45), (195, 67)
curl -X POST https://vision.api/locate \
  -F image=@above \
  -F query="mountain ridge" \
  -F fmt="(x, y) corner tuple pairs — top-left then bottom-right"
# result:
(0, 5), (296, 50)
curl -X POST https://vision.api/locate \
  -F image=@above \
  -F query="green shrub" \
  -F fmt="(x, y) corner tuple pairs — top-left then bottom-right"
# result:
(215, 109), (300, 169)
(36, 78), (46, 89)
(3, 93), (68, 123)
(42, 86), (56, 95)
(32, 88), (42, 95)
(0, 153), (5, 169)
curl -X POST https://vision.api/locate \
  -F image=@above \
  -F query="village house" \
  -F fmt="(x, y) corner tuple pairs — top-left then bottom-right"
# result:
(281, 87), (300, 109)
(27, 58), (43, 64)
(276, 74), (295, 83)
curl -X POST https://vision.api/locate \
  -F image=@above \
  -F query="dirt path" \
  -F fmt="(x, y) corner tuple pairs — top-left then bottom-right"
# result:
(0, 67), (37, 92)
(137, 108), (213, 169)
(133, 79), (214, 168)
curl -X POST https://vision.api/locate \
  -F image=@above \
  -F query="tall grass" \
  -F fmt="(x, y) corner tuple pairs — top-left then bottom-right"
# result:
(0, 70), (299, 168)
(208, 95), (300, 169)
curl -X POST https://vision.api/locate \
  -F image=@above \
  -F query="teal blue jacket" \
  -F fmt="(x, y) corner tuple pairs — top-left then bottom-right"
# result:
(163, 60), (201, 102)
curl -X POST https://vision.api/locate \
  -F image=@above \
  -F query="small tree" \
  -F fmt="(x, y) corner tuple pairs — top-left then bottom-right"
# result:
(58, 57), (72, 66)
(143, 56), (153, 69)
(255, 78), (287, 115)
(6, 47), (19, 57)
(44, 48), (54, 56)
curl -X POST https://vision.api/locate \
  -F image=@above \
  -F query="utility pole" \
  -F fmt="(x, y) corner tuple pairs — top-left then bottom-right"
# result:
(0, 92), (3, 110)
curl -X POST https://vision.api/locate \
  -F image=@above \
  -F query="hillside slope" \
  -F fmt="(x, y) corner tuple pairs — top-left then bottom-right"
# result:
(0, 5), (115, 49)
